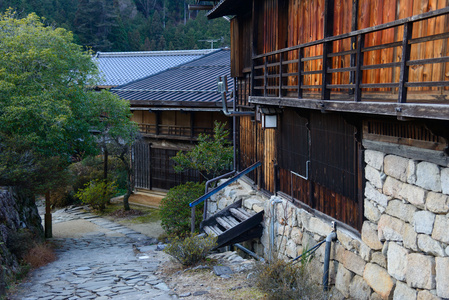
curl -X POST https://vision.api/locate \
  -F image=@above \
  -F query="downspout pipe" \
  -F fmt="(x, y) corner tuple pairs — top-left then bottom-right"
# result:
(218, 77), (253, 117)
(270, 196), (283, 261)
(323, 224), (337, 292)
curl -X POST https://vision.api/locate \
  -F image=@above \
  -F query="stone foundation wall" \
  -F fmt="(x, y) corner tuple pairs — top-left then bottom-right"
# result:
(207, 150), (449, 300)
(0, 187), (43, 291)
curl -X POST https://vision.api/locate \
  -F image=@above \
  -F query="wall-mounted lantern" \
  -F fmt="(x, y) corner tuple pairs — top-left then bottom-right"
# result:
(259, 107), (282, 129)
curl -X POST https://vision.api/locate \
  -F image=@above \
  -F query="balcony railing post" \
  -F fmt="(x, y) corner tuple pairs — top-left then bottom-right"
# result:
(279, 53), (283, 97)
(298, 48), (303, 99)
(264, 57), (268, 97)
(355, 34), (365, 102)
(398, 22), (413, 103)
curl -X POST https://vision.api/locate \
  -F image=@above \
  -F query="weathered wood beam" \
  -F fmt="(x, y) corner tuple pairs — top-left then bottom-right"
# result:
(362, 139), (449, 167)
(249, 96), (449, 121)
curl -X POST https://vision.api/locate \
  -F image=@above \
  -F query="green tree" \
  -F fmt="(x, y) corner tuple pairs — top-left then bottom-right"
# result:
(0, 11), (136, 200)
(90, 91), (140, 211)
(172, 122), (233, 181)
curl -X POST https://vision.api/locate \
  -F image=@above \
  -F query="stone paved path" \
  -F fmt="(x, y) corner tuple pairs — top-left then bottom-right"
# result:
(10, 207), (178, 300)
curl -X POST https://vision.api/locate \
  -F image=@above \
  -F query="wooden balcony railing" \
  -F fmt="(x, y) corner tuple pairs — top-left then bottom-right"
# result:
(251, 7), (449, 104)
(138, 123), (214, 138)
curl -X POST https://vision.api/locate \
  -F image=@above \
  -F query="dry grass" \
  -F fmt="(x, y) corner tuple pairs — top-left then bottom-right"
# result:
(22, 242), (56, 269)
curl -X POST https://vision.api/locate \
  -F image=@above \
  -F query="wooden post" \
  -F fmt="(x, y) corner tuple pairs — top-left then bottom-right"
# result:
(398, 22), (413, 103)
(298, 48), (304, 98)
(355, 34), (365, 102)
(45, 191), (52, 238)
(191, 206), (196, 234)
(322, 0), (335, 100)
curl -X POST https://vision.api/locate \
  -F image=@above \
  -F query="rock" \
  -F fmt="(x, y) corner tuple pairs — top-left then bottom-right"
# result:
(383, 177), (403, 199)
(384, 155), (408, 182)
(385, 199), (416, 223)
(406, 253), (436, 289)
(413, 211), (435, 234)
(192, 291), (209, 296)
(441, 168), (449, 195)
(387, 242), (408, 281)
(407, 160), (417, 184)
(371, 252), (386, 269)
(213, 266), (233, 276)
(179, 292), (191, 297)
(365, 199), (381, 222)
(403, 223), (418, 251)
(399, 183), (426, 209)
(366, 165), (384, 189)
(426, 192), (449, 213)
(360, 242), (372, 262)
(416, 162), (441, 192)
(243, 197), (263, 210)
(417, 234), (445, 257)
(365, 150), (384, 170)
(362, 222), (383, 250)
(363, 263), (394, 300)
(366, 182), (390, 207)
(349, 275), (371, 300)
(431, 215), (449, 244)
(378, 215), (406, 242)
(290, 227), (303, 244)
(393, 281), (417, 300)
(340, 249), (366, 276)
(435, 257), (449, 299)
(417, 290), (440, 300)
(335, 263), (353, 298)
(305, 217), (332, 237)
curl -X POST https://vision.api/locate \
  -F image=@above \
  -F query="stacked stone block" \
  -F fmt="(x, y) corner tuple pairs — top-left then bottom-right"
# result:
(206, 150), (449, 299)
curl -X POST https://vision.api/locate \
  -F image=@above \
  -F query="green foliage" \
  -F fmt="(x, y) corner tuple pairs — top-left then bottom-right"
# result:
(172, 122), (233, 181)
(0, 1), (230, 52)
(0, 11), (137, 195)
(160, 182), (205, 236)
(253, 256), (326, 300)
(75, 179), (118, 211)
(164, 234), (217, 266)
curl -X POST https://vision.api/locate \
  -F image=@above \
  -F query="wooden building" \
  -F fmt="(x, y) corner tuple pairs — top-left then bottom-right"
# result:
(205, 0), (449, 234)
(111, 49), (232, 191)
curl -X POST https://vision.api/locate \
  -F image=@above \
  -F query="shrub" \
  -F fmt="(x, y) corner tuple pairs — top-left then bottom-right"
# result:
(253, 256), (326, 300)
(160, 182), (205, 237)
(164, 234), (217, 266)
(23, 242), (56, 268)
(75, 179), (118, 211)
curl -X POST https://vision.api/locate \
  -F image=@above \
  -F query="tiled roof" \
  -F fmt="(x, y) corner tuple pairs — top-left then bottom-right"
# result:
(94, 49), (217, 86)
(111, 49), (233, 106)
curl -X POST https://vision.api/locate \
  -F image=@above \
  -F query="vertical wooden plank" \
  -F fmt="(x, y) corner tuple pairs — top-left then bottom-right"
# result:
(380, 0), (397, 92)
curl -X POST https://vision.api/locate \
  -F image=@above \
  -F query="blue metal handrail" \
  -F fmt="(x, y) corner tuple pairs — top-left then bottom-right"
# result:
(189, 161), (261, 208)
(189, 161), (261, 233)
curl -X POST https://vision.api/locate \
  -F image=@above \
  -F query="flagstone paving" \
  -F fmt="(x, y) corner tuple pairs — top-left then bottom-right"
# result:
(10, 208), (178, 300)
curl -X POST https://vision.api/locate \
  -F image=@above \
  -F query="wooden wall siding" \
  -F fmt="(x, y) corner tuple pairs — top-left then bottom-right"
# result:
(309, 112), (357, 200)
(251, 0), (449, 102)
(134, 142), (151, 189)
(231, 16), (253, 77)
(264, 128), (276, 192)
(238, 116), (259, 183)
(236, 75), (252, 107)
(134, 144), (201, 190)
(275, 109), (361, 230)
(278, 109), (309, 176)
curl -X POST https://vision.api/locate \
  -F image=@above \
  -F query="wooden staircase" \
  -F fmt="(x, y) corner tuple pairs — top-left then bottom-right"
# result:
(200, 199), (264, 248)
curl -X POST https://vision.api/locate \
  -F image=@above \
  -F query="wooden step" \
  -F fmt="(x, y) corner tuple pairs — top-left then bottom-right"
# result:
(230, 208), (250, 221)
(216, 217), (233, 230)
(225, 216), (240, 227)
